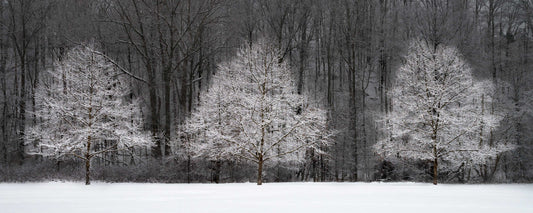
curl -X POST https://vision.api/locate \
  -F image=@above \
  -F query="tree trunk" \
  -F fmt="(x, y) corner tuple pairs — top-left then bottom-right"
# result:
(85, 132), (92, 185)
(1, 46), (7, 164)
(147, 63), (161, 158)
(85, 137), (91, 185)
(163, 66), (171, 157)
(85, 157), (91, 185)
(187, 154), (191, 183)
(213, 160), (221, 184)
(257, 154), (263, 185)
(433, 156), (438, 185)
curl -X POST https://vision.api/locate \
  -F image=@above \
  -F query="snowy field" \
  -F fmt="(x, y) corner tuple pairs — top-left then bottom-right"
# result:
(0, 182), (532, 213)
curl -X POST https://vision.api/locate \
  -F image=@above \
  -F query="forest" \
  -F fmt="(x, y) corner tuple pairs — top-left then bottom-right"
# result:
(0, 0), (532, 185)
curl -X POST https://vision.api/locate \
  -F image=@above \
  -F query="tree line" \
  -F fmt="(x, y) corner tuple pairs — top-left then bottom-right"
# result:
(1, 0), (532, 184)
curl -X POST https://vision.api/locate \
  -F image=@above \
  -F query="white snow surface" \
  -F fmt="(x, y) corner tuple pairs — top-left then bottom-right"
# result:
(0, 182), (532, 213)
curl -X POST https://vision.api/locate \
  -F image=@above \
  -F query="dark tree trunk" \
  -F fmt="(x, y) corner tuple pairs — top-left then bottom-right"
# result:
(147, 63), (161, 158)
(163, 66), (171, 157)
(1, 43), (7, 164)
(257, 154), (263, 185)
(213, 160), (221, 184)
(433, 143), (438, 185)
(187, 155), (191, 183)
(17, 60), (26, 165)
(433, 157), (438, 185)
(85, 157), (91, 185)
(85, 135), (92, 185)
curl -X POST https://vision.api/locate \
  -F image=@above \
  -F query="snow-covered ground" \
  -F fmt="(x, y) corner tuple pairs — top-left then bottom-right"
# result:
(0, 182), (531, 213)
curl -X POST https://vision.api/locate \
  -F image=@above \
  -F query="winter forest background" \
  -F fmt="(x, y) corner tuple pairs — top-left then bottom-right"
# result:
(1, 0), (532, 184)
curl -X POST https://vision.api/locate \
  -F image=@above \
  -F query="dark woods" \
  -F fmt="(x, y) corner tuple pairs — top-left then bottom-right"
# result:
(0, 0), (532, 184)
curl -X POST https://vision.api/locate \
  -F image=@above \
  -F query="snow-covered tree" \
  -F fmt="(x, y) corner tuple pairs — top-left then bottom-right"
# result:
(180, 40), (330, 185)
(26, 44), (153, 185)
(374, 40), (512, 185)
